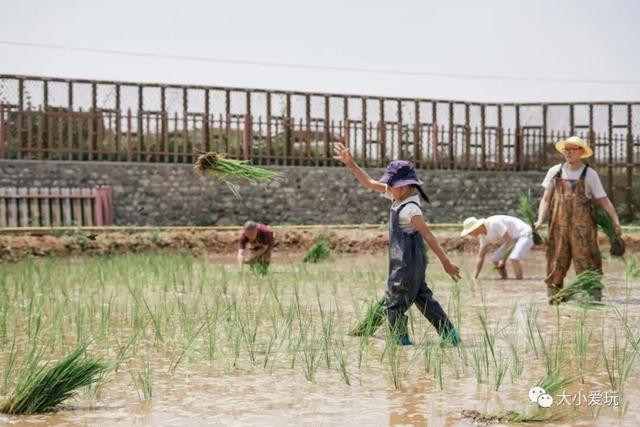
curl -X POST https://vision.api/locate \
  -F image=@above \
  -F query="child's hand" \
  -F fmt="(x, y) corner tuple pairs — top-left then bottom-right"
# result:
(443, 260), (461, 282)
(333, 143), (354, 166)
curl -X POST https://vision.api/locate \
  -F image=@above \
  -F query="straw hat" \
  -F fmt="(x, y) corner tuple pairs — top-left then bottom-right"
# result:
(460, 217), (485, 237)
(555, 136), (593, 159)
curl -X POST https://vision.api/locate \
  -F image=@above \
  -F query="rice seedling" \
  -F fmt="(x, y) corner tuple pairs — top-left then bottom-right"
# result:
(302, 234), (331, 263)
(193, 151), (282, 197)
(508, 333), (523, 383)
(132, 358), (153, 401)
(468, 338), (487, 385)
(536, 371), (573, 397)
(600, 326), (637, 399)
(0, 344), (109, 415)
(519, 192), (544, 245)
(1, 337), (18, 395)
(573, 309), (591, 383)
(386, 340), (403, 390)
(114, 331), (141, 372)
(549, 271), (604, 305)
(349, 297), (386, 337)
(596, 207), (625, 256)
(332, 337), (351, 386)
(300, 326), (322, 383)
(169, 314), (210, 373)
(477, 310), (497, 368)
(626, 255), (640, 279)
(524, 304), (539, 358)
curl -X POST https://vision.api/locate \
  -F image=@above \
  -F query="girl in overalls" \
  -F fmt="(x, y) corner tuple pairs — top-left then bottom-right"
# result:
(534, 136), (622, 300)
(334, 143), (461, 345)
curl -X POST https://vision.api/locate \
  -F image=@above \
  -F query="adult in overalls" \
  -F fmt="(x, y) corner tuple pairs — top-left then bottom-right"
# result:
(534, 136), (622, 300)
(333, 142), (461, 345)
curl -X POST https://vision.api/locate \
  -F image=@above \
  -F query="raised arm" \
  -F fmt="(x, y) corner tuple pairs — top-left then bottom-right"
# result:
(411, 216), (461, 281)
(333, 143), (386, 194)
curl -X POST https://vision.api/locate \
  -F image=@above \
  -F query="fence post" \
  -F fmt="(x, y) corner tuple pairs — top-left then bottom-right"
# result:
(431, 123), (438, 167)
(126, 109), (132, 162)
(627, 103), (634, 222)
(243, 114), (252, 161)
(515, 105), (522, 170)
(343, 120), (350, 147)
(0, 102), (5, 158)
(94, 188), (104, 226)
(105, 186), (113, 225)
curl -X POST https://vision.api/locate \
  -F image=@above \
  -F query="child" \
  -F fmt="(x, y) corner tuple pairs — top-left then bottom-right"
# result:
(460, 215), (534, 280)
(237, 220), (275, 273)
(334, 143), (461, 345)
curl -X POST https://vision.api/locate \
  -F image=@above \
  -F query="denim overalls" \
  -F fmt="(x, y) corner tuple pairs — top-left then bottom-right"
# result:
(385, 201), (455, 338)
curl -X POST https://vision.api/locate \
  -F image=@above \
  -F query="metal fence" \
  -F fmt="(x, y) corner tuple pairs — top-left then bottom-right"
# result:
(0, 74), (639, 215)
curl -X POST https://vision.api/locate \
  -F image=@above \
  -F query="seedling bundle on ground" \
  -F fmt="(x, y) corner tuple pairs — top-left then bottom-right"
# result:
(1, 345), (108, 415)
(302, 234), (332, 263)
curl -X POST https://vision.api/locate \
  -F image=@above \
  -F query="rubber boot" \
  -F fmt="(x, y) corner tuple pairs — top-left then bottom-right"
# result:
(440, 328), (461, 346)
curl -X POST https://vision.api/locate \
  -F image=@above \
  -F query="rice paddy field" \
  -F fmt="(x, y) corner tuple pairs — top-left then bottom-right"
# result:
(1, 249), (639, 426)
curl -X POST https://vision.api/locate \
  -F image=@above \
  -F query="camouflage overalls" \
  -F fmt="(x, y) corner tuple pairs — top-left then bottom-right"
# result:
(545, 163), (602, 290)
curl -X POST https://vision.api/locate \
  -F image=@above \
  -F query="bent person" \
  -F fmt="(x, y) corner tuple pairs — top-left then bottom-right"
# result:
(237, 221), (275, 273)
(461, 215), (534, 280)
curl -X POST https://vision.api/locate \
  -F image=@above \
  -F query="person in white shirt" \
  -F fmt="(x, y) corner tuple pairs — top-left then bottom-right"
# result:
(461, 215), (534, 280)
(533, 136), (622, 300)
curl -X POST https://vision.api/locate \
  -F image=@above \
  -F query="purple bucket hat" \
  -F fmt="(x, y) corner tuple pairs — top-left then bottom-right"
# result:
(379, 160), (423, 187)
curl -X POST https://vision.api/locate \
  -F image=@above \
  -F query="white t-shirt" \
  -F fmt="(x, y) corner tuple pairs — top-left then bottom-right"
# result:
(479, 215), (532, 247)
(541, 164), (607, 199)
(382, 188), (422, 232)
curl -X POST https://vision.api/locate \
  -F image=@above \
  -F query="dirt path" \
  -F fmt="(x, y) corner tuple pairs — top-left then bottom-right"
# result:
(1, 226), (639, 262)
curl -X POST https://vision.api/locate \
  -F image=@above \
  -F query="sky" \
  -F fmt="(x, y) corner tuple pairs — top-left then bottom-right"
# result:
(1, 0), (639, 103)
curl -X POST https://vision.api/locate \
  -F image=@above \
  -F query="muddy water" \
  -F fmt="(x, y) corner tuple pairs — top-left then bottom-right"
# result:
(1, 251), (639, 426)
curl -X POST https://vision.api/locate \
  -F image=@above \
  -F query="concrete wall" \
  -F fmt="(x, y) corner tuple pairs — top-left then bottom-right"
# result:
(0, 160), (546, 225)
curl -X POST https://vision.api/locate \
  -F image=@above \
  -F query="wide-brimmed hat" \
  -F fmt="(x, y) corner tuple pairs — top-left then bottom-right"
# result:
(555, 136), (593, 159)
(379, 160), (423, 188)
(460, 216), (485, 237)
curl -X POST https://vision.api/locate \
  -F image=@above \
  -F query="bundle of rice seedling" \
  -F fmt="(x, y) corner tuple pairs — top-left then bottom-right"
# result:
(302, 234), (331, 263)
(596, 207), (625, 256)
(537, 372), (574, 397)
(519, 193), (543, 245)
(193, 152), (282, 197)
(1, 344), (108, 414)
(349, 297), (386, 336)
(250, 261), (269, 276)
(549, 271), (604, 305)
